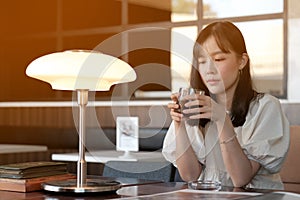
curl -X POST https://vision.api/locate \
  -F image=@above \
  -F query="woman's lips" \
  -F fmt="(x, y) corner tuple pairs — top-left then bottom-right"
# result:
(207, 79), (219, 85)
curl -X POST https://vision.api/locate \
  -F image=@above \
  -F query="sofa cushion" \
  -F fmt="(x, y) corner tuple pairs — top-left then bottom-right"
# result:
(280, 126), (300, 193)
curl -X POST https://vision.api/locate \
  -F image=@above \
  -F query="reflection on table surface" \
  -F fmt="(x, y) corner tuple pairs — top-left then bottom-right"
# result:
(0, 177), (299, 200)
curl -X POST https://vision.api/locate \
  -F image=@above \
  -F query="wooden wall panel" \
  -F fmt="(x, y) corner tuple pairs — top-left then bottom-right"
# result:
(0, 107), (74, 128)
(0, 105), (172, 128)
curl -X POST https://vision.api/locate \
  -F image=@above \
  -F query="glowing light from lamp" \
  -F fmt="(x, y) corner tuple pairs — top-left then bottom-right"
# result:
(26, 50), (136, 91)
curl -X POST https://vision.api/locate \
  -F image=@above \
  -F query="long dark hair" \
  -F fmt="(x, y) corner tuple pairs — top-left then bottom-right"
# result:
(190, 21), (259, 127)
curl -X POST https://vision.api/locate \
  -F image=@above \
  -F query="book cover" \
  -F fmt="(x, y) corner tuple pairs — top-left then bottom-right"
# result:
(0, 161), (68, 179)
(0, 173), (76, 192)
(0, 161), (66, 172)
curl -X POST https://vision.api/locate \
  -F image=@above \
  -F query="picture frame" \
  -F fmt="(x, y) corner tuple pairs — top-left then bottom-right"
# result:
(116, 116), (139, 152)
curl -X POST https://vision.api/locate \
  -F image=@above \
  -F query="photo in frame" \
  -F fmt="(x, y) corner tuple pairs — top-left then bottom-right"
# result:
(116, 116), (139, 152)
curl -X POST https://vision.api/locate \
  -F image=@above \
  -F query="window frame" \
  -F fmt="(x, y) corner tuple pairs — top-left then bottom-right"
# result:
(118, 0), (288, 99)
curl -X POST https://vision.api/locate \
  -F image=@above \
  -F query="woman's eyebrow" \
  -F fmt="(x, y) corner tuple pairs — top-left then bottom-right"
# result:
(210, 50), (225, 56)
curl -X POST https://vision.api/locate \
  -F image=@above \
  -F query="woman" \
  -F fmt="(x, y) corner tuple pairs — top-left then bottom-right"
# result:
(162, 21), (289, 190)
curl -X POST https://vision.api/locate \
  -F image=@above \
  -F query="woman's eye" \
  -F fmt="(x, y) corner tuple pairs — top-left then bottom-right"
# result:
(214, 58), (225, 62)
(199, 60), (206, 64)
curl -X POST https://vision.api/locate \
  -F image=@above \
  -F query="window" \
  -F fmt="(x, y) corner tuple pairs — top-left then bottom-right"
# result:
(123, 0), (288, 98)
(170, 0), (286, 97)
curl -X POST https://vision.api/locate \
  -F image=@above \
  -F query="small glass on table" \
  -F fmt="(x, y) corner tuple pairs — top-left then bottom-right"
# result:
(188, 167), (222, 191)
(188, 180), (221, 191)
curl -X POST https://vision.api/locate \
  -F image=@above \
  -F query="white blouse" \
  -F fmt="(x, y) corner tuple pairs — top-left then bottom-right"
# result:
(162, 94), (290, 190)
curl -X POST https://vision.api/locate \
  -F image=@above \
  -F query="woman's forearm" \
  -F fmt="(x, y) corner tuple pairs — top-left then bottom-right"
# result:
(174, 122), (202, 181)
(217, 115), (260, 187)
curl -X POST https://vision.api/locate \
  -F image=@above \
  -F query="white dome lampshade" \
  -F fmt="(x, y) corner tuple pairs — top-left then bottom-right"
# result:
(26, 50), (136, 91)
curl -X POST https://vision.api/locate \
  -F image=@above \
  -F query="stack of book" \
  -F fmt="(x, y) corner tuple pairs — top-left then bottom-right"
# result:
(0, 161), (75, 192)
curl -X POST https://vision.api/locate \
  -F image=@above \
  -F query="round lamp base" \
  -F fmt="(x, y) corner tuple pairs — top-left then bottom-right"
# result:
(42, 179), (121, 193)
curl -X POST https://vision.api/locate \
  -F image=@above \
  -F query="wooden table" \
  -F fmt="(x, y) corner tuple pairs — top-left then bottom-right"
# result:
(1, 182), (183, 200)
(0, 176), (163, 200)
(0, 179), (299, 200)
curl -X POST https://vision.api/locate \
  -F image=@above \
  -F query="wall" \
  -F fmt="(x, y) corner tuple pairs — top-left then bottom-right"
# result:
(0, 101), (171, 128)
(0, 0), (171, 101)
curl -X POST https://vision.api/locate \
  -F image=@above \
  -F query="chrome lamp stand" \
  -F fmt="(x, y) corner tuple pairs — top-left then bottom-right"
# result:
(42, 90), (121, 193)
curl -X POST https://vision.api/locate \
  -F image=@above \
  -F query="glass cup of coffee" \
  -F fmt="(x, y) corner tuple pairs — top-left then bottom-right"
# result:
(176, 87), (205, 126)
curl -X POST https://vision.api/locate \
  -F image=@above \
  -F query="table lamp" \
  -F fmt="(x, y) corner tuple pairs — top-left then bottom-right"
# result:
(26, 50), (136, 193)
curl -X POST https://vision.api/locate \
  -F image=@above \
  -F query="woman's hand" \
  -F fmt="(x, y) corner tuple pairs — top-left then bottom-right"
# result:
(182, 94), (226, 122)
(168, 93), (203, 181)
(167, 93), (184, 122)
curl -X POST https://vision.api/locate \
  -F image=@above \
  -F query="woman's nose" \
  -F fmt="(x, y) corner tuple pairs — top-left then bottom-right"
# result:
(206, 60), (217, 74)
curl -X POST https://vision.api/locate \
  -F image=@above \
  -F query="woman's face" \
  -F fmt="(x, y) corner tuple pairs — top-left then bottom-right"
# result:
(198, 36), (244, 95)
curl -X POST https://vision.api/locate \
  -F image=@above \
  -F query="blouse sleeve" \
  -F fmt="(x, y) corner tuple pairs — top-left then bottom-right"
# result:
(240, 94), (290, 174)
(162, 121), (205, 167)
